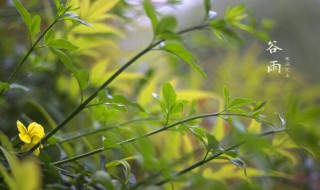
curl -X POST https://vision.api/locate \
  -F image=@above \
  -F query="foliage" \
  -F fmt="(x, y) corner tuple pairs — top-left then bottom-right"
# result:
(0, 0), (318, 190)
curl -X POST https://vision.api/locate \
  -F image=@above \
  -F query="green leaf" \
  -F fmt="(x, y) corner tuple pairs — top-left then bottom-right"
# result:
(143, 0), (158, 35)
(31, 15), (41, 36)
(161, 42), (206, 78)
(0, 146), (19, 181)
(64, 12), (93, 27)
(13, 0), (32, 32)
(214, 27), (243, 43)
(156, 16), (177, 34)
(51, 48), (88, 90)
(170, 101), (183, 115)
(224, 150), (237, 158)
(230, 157), (247, 177)
(225, 4), (247, 23)
(203, 0), (211, 20)
(251, 100), (267, 116)
(102, 137), (120, 149)
(210, 19), (226, 29)
(112, 95), (146, 112)
(98, 93), (146, 112)
(106, 160), (132, 184)
(223, 86), (230, 107)
(162, 83), (177, 113)
(0, 81), (10, 91)
(227, 97), (255, 109)
(206, 133), (219, 151)
(157, 32), (182, 42)
(105, 103), (128, 112)
(47, 39), (79, 51)
(44, 29), (55, 45)
(275, 112), (286, 127)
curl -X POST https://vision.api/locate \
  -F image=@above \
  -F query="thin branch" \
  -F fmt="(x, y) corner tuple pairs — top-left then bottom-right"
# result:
(22, 23), (215, 157)
(155, 128), (287, 186)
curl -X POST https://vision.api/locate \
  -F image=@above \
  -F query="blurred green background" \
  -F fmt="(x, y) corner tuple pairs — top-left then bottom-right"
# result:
(0, 0), (319, 189)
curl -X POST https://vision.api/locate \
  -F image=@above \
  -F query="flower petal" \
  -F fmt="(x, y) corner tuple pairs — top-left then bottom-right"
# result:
(33, 148), (40, 156)
(31, 136), (42, 144)
(17, 120), (28, 134)
(19, 133), (31, 143)
(28, 122), (45, 138)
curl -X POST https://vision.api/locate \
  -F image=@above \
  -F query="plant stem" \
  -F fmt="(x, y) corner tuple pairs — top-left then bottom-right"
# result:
(23, 23), (213, 157)
(50, 112), (221, 165)
(23, 43), (159, 156)
(154, 128), (287, 186)
(46, 117), (158, 146)
(0, 15), (63, 97)
(50, 112), (271, 165)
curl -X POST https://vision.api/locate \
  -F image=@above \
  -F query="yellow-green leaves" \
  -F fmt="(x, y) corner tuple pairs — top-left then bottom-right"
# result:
(143, 0), (158, 35)
(161, 42), (207, 78)
(51, 48), (88, 93)
(0, 146), (42, 190)
(13, 0), (31, 31)
(143, 0), (178, 40)
(17, 120), (45, 156)
(31, 15), (41, 36)
(157, 83), (184, 121)
(13, 0), (41, 38)
(47, 39), (79, 51)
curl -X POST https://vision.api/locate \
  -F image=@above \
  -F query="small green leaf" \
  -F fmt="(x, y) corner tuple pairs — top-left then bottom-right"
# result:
(225, 4), (247, 23)
(13, 0), (32, 32)
(64, 12), (92, 27)
(74, 70), (88, 90)
(31, 15), (41, 36)
(251, 100), (267, 116)
(225, 150), (237, 158)
(143, 0), (158, 35)
(0, 81), (10, 91)
(156, 16), (177, 34)
(157, 32), (182, 42)
(51, 48), (88, 91)
(170, 101), (183, 115)
(275, 112), (286, 127)
(106, 160), (132, 185)
(47, 39), (79, 51)
(112, 95), (146, 112)
(206, 133), (219, 151)
(44, 29), (55, 45)
(162, 42), (206, 78)
(230, 157), (247, 177)
(105, 103), (128, 112)
(210, 19), (226, 29)
(223, 86), (230, 107)
(102, 137), (120, 149)
(227, 97), (255, 109)
(162, 83), (177, 113)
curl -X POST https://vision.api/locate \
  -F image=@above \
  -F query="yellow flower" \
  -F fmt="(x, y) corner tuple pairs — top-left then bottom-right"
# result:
(17, 120), (45, 156)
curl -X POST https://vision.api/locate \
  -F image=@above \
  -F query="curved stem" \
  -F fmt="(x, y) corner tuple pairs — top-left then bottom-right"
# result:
(46, 117), (159, 146)
(51, 112), (221, 165)
(50, 112), (269, 166)
(155, 128), (287, 186)
(23, 23), (213, 157)
(23, 43), (159, 156)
